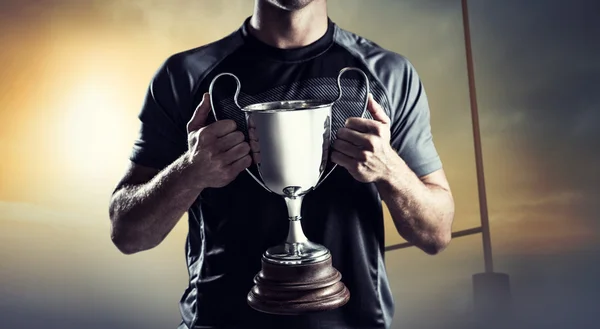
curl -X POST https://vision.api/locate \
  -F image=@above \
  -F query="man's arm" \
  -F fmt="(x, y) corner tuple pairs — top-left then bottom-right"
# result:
(332, 94), (454, 255)
(109, 158), (202, 255)
(376, 163), (454, 255)
(110, 93), (251, 255)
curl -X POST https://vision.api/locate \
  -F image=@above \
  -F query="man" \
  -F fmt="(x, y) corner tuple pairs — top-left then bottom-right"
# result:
(109, 0), (455, 328)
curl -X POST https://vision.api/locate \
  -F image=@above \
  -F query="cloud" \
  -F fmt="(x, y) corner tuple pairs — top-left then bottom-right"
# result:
(470, 0), (600, 145)
(1, 2), (600, 328)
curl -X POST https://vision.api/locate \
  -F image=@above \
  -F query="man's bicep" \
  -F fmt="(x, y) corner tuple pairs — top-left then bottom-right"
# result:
(129, 58), (188, 171)
(130, 118), (187, 170)
(390, 63), (442, 178)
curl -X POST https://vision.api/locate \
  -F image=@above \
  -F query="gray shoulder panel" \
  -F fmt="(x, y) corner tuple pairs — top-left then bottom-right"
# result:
(333, 26), (442, 177)
(333, 26), (410, 119)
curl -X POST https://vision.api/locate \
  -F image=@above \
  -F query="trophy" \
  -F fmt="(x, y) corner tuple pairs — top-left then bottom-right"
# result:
(208, 68), (369, 315)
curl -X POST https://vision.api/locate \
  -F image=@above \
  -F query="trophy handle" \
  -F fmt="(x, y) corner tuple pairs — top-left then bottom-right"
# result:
(314, 67), (370, 189)
(207, 73), (272, 193)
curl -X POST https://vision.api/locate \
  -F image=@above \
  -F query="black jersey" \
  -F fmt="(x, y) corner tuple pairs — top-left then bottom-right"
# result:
(130, 17), (442, 329)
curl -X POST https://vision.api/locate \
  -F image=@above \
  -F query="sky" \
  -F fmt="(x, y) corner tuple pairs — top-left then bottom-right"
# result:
(0, 0), (599, 328)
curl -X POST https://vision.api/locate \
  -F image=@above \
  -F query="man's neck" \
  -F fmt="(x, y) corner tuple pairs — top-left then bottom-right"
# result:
(249, 0), (329, 49)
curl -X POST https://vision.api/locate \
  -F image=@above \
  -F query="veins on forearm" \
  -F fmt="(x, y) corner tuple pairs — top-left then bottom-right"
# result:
(376, 163), (453, 254)
(109, 158), (199, 252)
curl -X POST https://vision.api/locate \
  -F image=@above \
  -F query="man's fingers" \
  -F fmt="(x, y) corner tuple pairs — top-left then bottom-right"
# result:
(187, 93), (212, 133)
(221, 142), (251, 165)
(228, 154), (252, 173)
(249, 138), (261, 154)
(337, 127), (372, 149)
(205, 119), (238, 138)
(342, 94), (390, 136)
(331, 150), (356, 170)
(248, 127), (259, 142)
(345, 118), (381, 135)
(366, 93), (390, 124)
(333, 139), (362, 160)
(216, 131), (245, 152)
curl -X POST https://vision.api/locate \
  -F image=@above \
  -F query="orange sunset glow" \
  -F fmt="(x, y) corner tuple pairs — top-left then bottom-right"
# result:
(1, 1), (599, 329)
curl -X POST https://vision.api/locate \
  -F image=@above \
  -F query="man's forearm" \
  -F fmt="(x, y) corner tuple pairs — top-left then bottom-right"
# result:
(109, 154), (202, 254)
(376, 157), (454, 255)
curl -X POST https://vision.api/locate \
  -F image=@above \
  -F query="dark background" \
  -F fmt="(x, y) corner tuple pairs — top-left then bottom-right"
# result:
(1, 0), (598, 328)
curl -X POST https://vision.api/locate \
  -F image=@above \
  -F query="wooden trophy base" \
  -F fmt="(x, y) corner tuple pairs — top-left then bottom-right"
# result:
(247, 255), (350, 315)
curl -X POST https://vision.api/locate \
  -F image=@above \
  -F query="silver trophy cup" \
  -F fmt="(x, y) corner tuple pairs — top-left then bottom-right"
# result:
(208, 68), (369, 315)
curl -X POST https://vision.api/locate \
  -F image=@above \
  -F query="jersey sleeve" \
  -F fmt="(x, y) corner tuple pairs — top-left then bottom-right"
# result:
(388, 60), (442, 177)
(129, 59), (189, 170)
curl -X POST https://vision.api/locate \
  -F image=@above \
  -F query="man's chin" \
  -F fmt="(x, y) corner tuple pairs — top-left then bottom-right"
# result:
(266, 0), (316, 12)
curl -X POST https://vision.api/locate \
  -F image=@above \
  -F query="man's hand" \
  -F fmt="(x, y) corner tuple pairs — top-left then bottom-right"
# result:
(186, 93), (252, 189)
(331, 93), (397, 183)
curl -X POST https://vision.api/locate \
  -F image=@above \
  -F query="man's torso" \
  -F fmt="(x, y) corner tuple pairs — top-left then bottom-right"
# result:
(130, 17), (439, 329)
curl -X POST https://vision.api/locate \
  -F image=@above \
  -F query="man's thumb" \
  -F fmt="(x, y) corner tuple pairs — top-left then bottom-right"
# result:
(187, 93), (212, 133)
(366, 93), (390, 124)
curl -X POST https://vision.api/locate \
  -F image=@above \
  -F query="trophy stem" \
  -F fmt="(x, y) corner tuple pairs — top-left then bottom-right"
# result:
(286, 219), (308, 244)
(284, 196), (308, 244)
(248, 192), (351, 315)
(284, 195), (303, 220)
